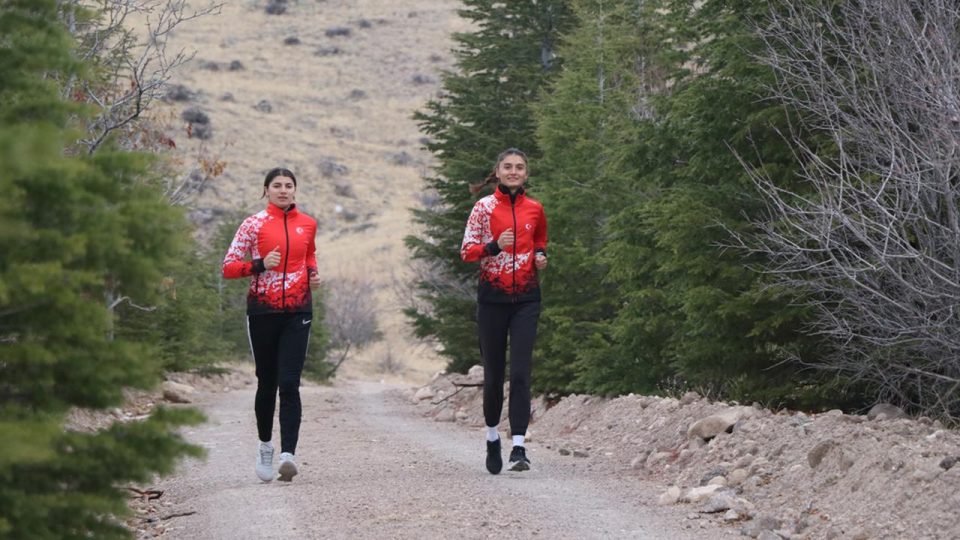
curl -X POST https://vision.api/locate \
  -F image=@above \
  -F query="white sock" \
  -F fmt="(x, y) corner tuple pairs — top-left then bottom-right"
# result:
(512, 434), (525, 448)
(259, 440), (272, 449)
(486, 426), (500, 442)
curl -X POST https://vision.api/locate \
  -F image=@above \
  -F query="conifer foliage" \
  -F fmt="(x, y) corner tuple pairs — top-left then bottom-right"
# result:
(0, 1), (202, 537)
(533, 0), (833, 404)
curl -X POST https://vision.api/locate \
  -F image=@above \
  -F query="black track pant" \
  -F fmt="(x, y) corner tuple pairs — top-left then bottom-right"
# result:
(247, 312), (311, 454)
(477, 301), (540, 437)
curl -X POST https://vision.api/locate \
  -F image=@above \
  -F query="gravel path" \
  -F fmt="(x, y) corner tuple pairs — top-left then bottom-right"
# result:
(152, 381), (738, 539)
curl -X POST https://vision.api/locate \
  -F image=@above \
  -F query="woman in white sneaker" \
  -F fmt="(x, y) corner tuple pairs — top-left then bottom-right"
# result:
(461, 148), (548, 474)
(222, 167), (320, 482)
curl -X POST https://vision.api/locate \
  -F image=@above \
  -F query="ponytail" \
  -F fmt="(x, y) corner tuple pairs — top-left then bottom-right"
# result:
(469, 172), (499, 195)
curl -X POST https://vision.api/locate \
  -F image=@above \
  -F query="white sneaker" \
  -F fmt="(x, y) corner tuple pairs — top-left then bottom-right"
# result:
(278, 452), (298, 482)
(256, 441), (274, 482)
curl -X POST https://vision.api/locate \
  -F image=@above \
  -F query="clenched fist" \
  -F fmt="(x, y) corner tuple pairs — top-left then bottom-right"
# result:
(263, 245), (281, 270)
(535, 252), (547, 270)
(497, 228), (515, 250)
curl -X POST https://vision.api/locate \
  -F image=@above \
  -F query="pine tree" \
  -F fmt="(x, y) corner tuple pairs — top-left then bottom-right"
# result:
(532, 0), (674, 394)
(598, 0), (830, 404)
(407, 0), (575, 372)
(0, 2), (202, 537)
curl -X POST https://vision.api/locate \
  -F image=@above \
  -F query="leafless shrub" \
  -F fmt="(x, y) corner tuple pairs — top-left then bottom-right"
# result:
(325, 26), (351, 38)
(164, 84), (194, 102)
(322, 276), (381, 374)
(58, 0), (222, 155)
(181, 107), (209, 125)
(329, 126), (354, 139)
(410, 74), (435, 85)
(416, 188), (441, 210)
(378, 351), (404, 375)
(392, 257), (473, 323)
(165, 141), (228, 205)
(333, 181), (356, 198)
(319, 157), (349, 178)
(743, 0), (960, 419)
(389, 151), (414, 166)
(264, 0), (287, 15)
(314, 46), (342, 57)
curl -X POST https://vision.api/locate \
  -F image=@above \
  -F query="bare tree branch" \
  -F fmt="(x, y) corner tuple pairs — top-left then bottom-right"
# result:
(57, 0), (222, 154)
(738, 0), (960, 420)
(321, 276), (381, 368)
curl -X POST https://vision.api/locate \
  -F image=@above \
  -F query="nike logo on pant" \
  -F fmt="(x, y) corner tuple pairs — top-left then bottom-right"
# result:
(302, 319), (311, 325)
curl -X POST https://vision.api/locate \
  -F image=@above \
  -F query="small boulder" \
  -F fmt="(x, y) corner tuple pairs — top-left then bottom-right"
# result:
(681, 484), (723, 503)
(807, 439), (837, 468)
(467, 364), (484, 380)
(413, 386), (434, 401)
(867, 403), (907, 421)
(658, 486), (681, 505)
(687, 407), (754, 440)
(433, 408), (456, 422)
(161, 381), (195, 404)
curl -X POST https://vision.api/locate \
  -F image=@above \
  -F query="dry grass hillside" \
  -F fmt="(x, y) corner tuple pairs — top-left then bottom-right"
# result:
(157, 0), (470, 383)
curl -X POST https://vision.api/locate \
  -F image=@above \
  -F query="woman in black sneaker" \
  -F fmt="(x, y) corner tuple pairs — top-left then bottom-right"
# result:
(460, 148), (548, 474)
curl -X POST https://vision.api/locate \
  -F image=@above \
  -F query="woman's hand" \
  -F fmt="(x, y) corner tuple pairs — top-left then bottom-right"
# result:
(309, 270), (322, 291)
(535, 252), (547, 270)
(497, 228), (515, 250)
(263, 246), (281, 270)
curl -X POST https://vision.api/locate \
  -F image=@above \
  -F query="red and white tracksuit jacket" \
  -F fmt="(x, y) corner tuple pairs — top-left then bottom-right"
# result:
(461, 185), (548, 304)
(222, 202), (318, 315)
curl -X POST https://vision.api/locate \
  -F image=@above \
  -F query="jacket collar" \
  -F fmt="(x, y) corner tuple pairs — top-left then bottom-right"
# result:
(266, 202), (298, 217)
(495, 184), (525, 204)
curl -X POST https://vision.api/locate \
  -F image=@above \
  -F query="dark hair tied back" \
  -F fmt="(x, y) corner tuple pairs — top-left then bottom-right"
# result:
(264, 167), (297, 187)
(469, 148), (527, 195)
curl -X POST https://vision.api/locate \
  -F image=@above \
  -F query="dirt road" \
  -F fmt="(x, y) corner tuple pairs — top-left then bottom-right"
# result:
(151, 381), (737, 539)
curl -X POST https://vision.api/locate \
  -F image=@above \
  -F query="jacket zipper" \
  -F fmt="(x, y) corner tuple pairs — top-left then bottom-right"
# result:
(510, 195), (518, 302)
(282, 211), (290, 309)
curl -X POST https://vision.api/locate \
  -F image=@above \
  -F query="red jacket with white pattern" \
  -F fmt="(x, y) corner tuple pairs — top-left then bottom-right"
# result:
(461, 185), (548, 304)
(222, 202), (318, 315)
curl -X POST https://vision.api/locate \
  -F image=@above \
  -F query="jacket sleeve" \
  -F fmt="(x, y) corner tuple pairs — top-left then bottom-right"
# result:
(222, 217), (264, 278)
(534, 204), (548, 256)
(461, 201), (498, 262)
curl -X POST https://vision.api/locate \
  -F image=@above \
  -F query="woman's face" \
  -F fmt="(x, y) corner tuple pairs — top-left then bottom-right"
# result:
(266, 175), (296, 209)
(497, 154), (528, 192)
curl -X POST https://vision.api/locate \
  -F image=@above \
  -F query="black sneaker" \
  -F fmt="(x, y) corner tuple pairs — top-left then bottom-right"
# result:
(508, 445), (530, 472)
(486, 438), (502, 475)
